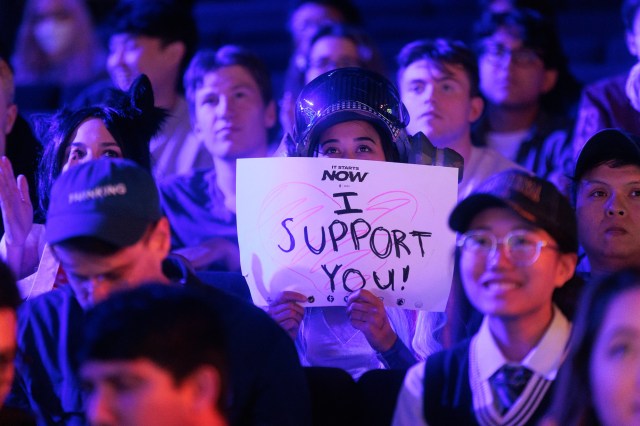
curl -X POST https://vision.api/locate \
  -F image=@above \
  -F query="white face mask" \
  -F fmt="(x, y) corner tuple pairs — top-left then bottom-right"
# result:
(33, 18), (75, 57)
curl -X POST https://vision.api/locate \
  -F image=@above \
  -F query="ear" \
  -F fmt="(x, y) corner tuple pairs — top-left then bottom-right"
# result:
(627, 31), (639, 58)
(263, 100), (277, 129)
(541, 69), (559, 94)
(553, 252), (578, 289)
(147, 217), (172, 259)
(184, 366), (223, 413)
(163, 41), (186, 68)
(468, 96), (484, 123)
(4, 104), (17, 135)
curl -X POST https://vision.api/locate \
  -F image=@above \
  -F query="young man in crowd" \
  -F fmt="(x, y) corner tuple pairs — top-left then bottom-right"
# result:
(0, 57), (41, 229)
(393, 170), (578, 425)
(76, 1), (212, 180)
(573, 128), (640, 280)
(472, 8), (576, 190)
(159, 45), (277, 271)
(396, 38), (520, 199)
(6, 159), (310, 425)
(80, 284), (229, 426)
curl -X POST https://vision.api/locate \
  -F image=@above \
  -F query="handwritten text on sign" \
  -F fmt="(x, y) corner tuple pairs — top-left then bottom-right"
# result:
(236, 158), (458, 310)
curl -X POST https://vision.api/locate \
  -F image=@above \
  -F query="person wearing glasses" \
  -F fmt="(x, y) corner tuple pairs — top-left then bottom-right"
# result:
(393, 169), (579, 426)
(471, 8), (579, 192)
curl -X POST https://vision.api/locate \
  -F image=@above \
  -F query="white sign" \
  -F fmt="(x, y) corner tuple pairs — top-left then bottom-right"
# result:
(237, 157), (458, 311)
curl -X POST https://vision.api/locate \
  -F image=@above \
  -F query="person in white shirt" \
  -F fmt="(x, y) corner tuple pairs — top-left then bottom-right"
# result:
(393, 170), (578, 426)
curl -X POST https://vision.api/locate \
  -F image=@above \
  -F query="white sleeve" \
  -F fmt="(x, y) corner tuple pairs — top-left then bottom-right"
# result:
(392, 361), (429, 426)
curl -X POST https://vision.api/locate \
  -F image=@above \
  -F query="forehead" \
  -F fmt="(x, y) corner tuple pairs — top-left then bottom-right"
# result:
(309, 36), (358, 58)
(320, 120), (381, 139)
(197, 65), (260, 94)
(401, 59), (470, 84)
(467, 206), (538, 231)
(110, 33), (162, 49)
(81, 358), (173, 383)
(54, 242), (140, 276)
(580, 162), (640, 184)
(482, 27), (524, 47)
(70, 118), (115, 142)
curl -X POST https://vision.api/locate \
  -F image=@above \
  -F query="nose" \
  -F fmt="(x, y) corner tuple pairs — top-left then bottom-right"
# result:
(486, 242), (511, 269)
(423, 84), (436, 103)
(216, 95), (233, 118)
(606, 195), (626, 217)
(107, 46), (124, 69)
(84, 276), (112, 305)
(86, 387), (115, 426)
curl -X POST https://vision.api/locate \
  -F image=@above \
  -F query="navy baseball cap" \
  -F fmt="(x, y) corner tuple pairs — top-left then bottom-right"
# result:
(449, 170), (578, 253)
(45, 159), (162, 248)
(574, 128), (640, 180)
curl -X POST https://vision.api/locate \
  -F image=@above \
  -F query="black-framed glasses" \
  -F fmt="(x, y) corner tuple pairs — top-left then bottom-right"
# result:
(457, 229), (558, 266)
(481, 43), (542, 67)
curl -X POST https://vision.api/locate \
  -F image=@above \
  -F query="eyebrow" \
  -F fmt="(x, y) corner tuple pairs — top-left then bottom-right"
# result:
(319, 136), (378, 146)
(69, 141), (120, 147)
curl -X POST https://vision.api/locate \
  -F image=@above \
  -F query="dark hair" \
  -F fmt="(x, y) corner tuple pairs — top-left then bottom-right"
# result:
(107, 0), (198, 88)
(287, 0), (361, 29)
(546, 269), (640, 426)
(473, 8), (581, 117)
(80, 283), (228, 413)
(36, 75), (166, 215)
(0, 260), (19, 311)
(474, 8), (564, 70)
(396, 38), (481, 98)
(623, 0), (640, 33)
(303, 23), (384, 75)
(184, 45), (273, 117)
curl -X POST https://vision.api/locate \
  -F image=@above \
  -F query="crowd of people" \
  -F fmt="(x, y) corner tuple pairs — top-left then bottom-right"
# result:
(0, 0), (639, 425)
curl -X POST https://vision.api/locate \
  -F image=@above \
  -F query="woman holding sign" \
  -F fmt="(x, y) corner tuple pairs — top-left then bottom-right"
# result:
(268, 67), (456, 378)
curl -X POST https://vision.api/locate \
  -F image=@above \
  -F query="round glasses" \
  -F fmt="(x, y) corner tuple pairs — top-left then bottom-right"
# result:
(481, 43), (542, 67)
(457, 230), (558, 266)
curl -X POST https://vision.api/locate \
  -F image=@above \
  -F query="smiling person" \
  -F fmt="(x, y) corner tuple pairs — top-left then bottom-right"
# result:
(397, 38), (520, 199)
(544, 269), (640, 426)
(393, 170), (578, 426)
(0, 74), (166, 297)
(159, 45), (276, 272)
(572, 128), (640, 280)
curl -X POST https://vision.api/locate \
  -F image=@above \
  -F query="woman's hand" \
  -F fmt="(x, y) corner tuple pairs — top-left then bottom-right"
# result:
(0, 156), (33, 247)
(346, 289), (397, 352)
(267, 291), (307, 339)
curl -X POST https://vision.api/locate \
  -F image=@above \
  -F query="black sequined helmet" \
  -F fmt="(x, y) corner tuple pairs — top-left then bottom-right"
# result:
(293, 67), (411, 162)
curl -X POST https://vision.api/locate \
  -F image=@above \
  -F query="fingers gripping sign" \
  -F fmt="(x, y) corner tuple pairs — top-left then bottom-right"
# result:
(267, 290), (308, 339)
(346, 289), (397, 352)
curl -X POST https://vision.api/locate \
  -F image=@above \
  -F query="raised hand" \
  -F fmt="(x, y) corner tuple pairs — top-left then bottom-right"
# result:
(0, 156), (33, 247)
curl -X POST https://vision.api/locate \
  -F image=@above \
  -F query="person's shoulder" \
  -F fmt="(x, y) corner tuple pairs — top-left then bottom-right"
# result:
(582, 73), (627, 98)
(17, 286), (80, 333)
(159, 168), (212, 194)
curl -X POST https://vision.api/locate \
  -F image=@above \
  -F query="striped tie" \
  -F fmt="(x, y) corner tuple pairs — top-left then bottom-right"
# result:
(489, 365), (533, 415)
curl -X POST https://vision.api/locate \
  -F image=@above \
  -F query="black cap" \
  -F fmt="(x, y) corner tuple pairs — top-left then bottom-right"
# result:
(293, 67), (410, 161)
(574, 128), (640, 180)
(449, 170), (578, 253)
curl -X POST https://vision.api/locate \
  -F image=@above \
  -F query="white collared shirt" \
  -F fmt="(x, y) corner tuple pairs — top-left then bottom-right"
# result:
(392, 306), (571, 426)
